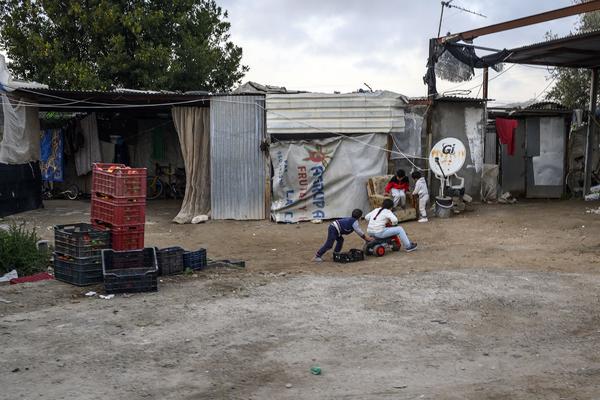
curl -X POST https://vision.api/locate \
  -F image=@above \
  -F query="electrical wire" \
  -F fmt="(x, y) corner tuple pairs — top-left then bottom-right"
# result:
(530, 77), (557, 102)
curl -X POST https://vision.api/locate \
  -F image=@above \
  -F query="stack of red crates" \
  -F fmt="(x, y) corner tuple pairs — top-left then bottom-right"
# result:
(91, 163), (147, 251)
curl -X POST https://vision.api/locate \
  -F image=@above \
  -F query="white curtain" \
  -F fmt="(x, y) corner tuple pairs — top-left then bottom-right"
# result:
(171, 106), (210, 224)
(75, 113), (102, 175)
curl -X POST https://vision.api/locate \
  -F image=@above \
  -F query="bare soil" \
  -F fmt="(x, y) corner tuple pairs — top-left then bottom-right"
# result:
(1, 200), (599, 399)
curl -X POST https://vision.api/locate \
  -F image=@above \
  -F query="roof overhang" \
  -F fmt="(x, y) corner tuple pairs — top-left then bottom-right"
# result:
(9, 88), (211, 112)
(488, 29), (600, 69)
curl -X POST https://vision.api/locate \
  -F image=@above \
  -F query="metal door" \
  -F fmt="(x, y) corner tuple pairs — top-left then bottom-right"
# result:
(210, 95), (267, 220)
(500, 120), (526, 196)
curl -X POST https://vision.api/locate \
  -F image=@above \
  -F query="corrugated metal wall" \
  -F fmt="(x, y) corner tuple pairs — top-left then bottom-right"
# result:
(266, 91), (406, 136)
(210, 95), (267, 220)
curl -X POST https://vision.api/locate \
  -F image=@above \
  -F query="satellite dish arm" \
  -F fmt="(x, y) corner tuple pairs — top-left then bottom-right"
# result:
(434, 157), (447, 179)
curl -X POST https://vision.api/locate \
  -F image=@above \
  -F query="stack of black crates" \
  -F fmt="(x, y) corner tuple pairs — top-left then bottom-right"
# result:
(53, 223), (111, 286)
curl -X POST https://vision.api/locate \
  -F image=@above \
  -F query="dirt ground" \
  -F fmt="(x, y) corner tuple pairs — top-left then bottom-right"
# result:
(1, 200), (599, 399)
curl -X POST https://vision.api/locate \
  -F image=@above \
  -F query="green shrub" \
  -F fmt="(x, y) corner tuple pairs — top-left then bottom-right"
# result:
(0, 223), (50, 277)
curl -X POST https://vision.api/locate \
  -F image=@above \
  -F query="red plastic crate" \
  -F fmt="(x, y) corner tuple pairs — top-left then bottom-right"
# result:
(93, 192), (146, 205)
(93, 222), (145, 251)
(92, 163), (146, 199)
(91, 198), (146, 226)
(111, 229), (145, 251)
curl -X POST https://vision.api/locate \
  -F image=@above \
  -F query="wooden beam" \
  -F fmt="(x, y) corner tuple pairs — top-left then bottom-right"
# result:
(438, 0), (600, 43)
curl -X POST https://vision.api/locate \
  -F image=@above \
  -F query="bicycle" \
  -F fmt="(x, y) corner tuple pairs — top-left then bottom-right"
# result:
(42, 182), (81, 200)
(146, 163), (186, 200)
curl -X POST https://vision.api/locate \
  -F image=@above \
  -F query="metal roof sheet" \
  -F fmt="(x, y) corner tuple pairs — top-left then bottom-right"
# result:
(266, 91), (408, 136)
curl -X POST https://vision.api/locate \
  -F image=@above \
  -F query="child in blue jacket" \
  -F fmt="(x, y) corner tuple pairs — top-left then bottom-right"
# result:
(313, 209), (372, 262)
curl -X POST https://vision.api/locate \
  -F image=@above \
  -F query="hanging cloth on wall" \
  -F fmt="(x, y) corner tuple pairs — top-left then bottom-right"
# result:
(113, 137), (130, 165)
(40, 129), (64, 182)
(63, 119), (85, 157)
(74, 113), (102, 175)
(495, 118), (518, 156)
(0, 94), (41, 164)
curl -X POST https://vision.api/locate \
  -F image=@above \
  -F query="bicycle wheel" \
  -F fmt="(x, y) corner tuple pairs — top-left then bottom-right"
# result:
(65, 184), (80, 200)
(146, 176), (164, 200)
(566, 170), (584, 194)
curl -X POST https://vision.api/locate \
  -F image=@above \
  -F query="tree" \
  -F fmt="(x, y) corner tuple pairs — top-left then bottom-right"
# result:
(546, 3), (600, 109)
(0, 0), (248, 92)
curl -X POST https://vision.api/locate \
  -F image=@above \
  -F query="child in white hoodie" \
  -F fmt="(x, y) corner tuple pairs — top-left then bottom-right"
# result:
(411, 170), (429, 223)
(364, 199), (417, 252)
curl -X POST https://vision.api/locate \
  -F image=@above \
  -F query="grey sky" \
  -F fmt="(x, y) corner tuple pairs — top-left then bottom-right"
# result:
(219, 0), (581, 103)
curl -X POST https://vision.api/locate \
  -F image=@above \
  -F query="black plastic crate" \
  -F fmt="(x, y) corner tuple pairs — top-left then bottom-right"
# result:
(102, 248), (158, 294)
(333, 249), (365, 264)
(156, 247), (184, 276)
(103, 269), (158, 294)
(102, 248), (155, 271)
(183, 248), (207, 270)
(54, 223), (111, 258)
(53, 253), (103, 286)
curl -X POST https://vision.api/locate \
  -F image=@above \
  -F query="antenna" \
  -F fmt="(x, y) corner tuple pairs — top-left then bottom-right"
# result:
(363, 83), (374, 92)
(437, 1), (487, 37)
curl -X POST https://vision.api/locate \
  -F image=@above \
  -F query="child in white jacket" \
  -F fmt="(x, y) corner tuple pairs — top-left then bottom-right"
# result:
(364, 199), (417, 252)
(411, 170), (429, 223)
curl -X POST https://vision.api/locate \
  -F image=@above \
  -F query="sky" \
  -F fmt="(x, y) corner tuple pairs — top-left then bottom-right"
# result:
(218, 0), (581, 104)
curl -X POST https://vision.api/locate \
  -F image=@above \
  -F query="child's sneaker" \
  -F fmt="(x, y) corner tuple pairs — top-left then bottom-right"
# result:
(312, 256), (324, 263)
(405, 242), (418, 252)
(418, 217), (429, 223)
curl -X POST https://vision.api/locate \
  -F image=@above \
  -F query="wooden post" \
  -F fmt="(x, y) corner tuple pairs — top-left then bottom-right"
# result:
(584, 68), (598, 195)
(482, 67), (489, 99)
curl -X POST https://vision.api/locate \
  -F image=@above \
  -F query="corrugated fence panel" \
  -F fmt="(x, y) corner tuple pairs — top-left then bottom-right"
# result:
(210, 95), (266, 220)
(266, 92), (406, 135)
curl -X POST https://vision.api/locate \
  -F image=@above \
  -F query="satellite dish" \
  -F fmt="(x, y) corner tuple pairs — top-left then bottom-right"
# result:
(429, 137), (467, 178)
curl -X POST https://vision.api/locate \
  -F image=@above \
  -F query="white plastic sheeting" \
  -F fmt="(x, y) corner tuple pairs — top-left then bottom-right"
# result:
(391, 111), (423, 159)
(270, 133), (387, 223)
(0, 94), (40, 164)
(464, 107), (484, 174)
(532, 117), (564, 186)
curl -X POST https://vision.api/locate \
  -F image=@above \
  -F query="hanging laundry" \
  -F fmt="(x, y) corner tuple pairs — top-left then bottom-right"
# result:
(113, 136), (130, 165)
(495, 118), (518, 156)
(40, 129), (64, 182)
(74, 113), (102, 176)
(63, 118), (85, 157)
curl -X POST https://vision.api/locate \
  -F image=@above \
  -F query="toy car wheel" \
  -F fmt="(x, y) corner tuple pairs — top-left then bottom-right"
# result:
(375, 245), (386, 257)
(392, 244), (401, 252)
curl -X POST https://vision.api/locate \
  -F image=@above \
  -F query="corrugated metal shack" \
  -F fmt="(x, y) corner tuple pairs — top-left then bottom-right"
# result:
(490, 102), (571, 198)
